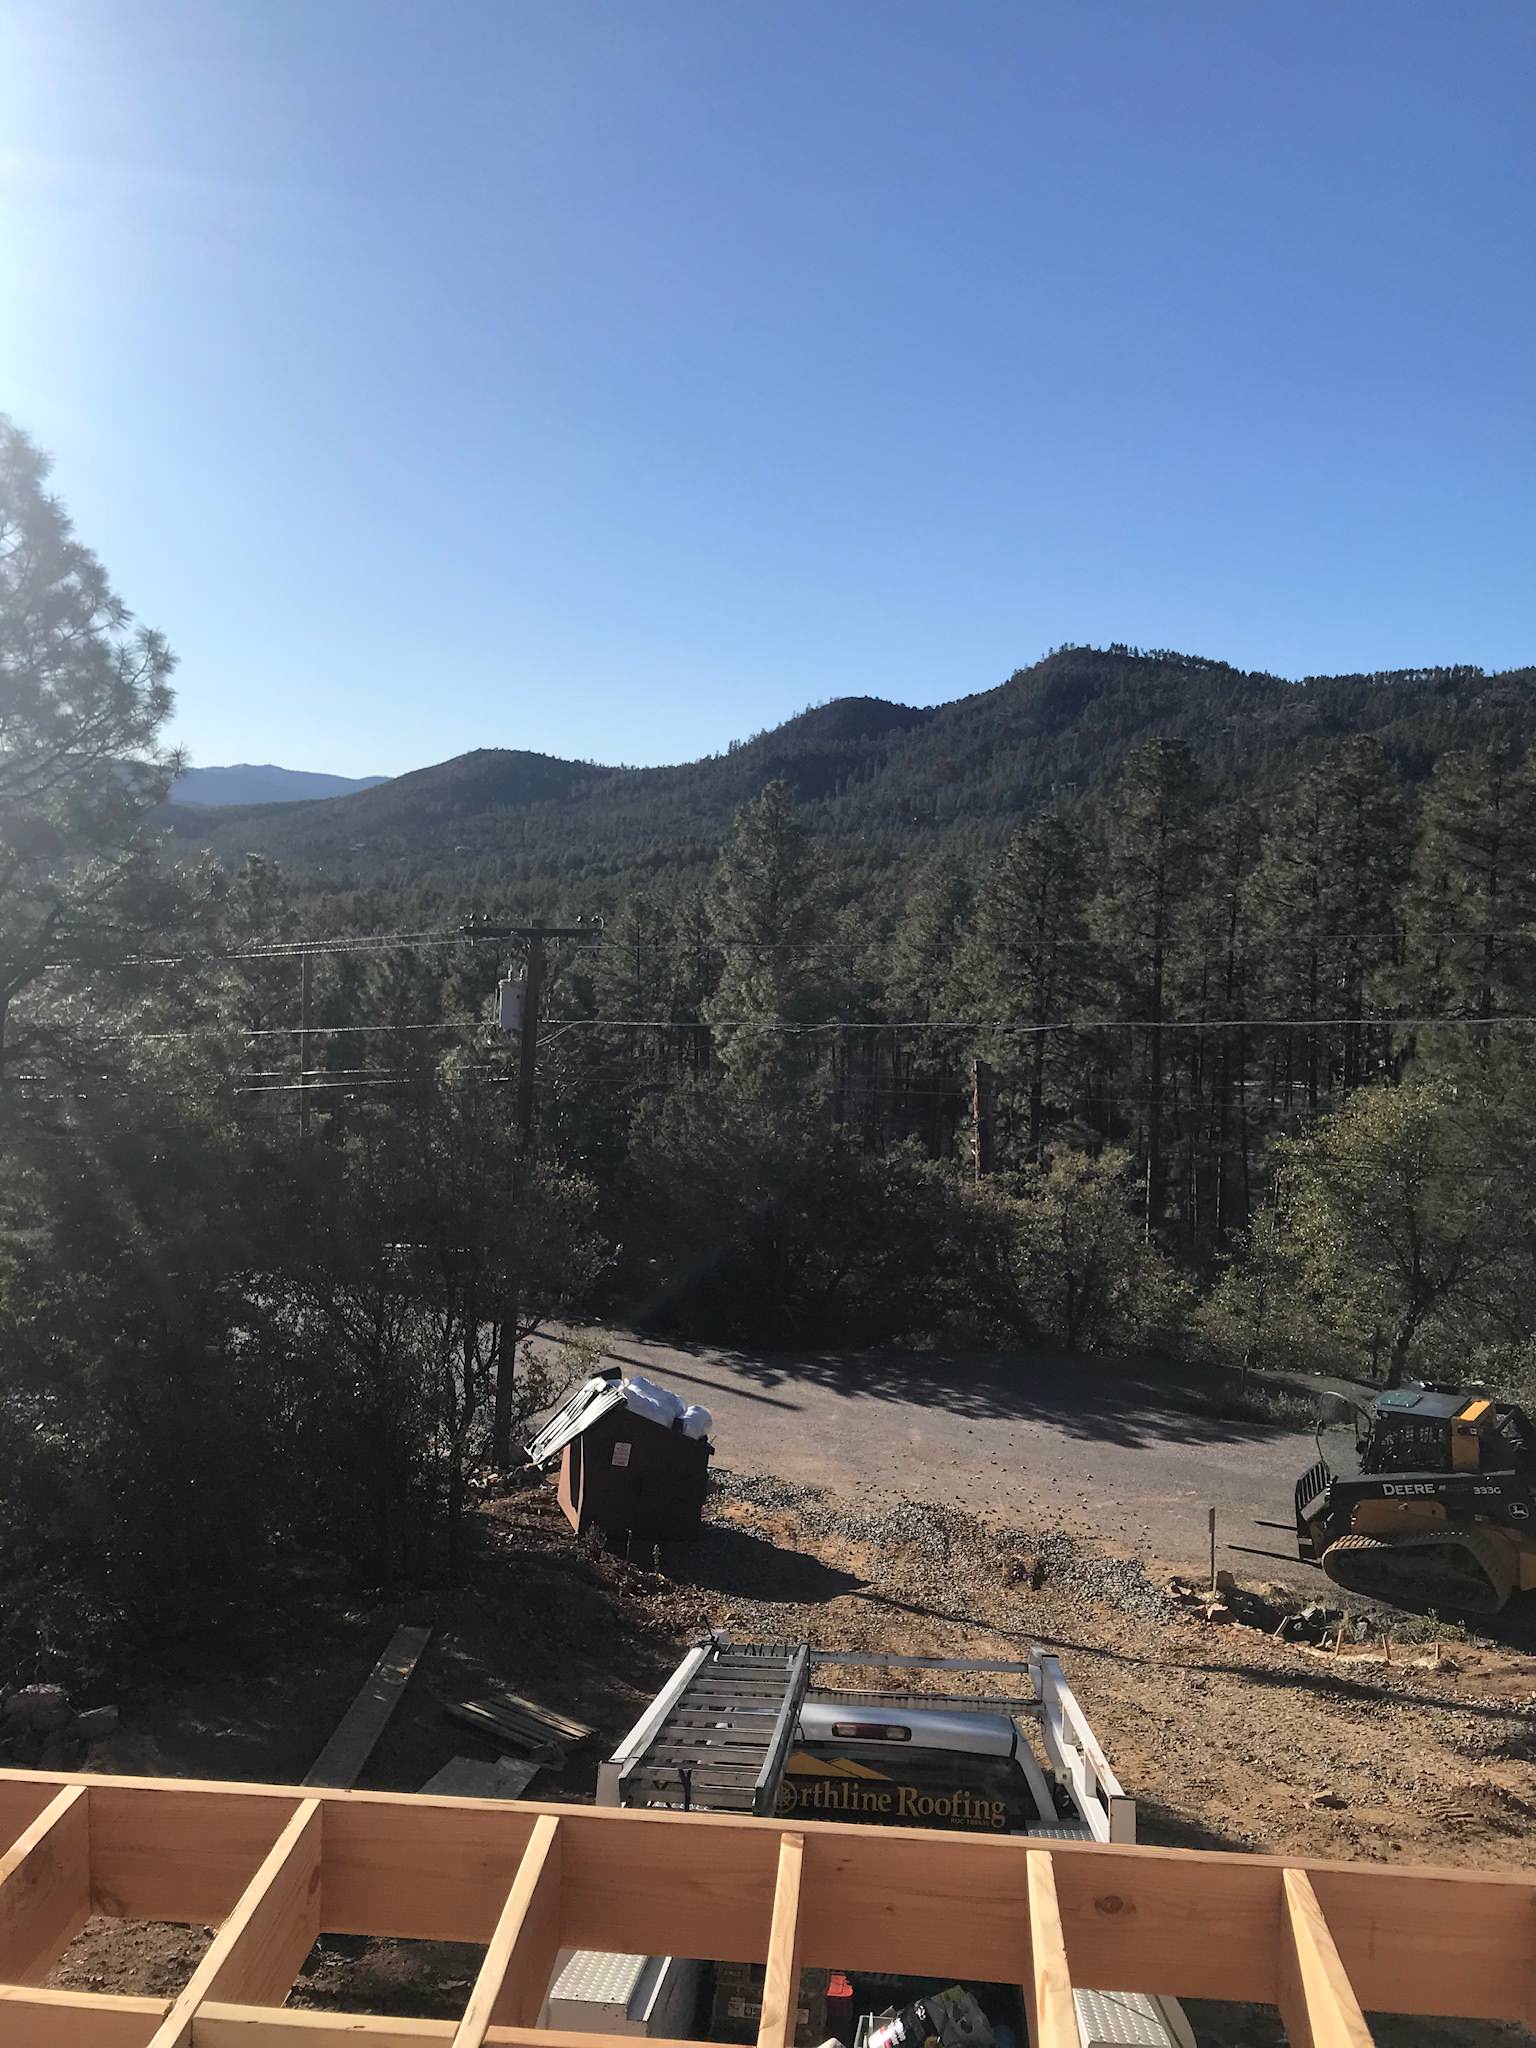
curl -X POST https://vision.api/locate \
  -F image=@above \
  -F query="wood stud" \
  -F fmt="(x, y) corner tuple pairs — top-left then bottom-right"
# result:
(755, 1830), (806, 2048)
(1276, 1868), (1375, 2048)
(456, 1811), (564, 2042)
(0, 1767), (1528, 2042)
(1022, 1851), (1076, 2048)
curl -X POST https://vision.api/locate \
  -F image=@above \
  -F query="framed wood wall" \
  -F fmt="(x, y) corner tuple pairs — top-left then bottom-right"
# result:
(1, 1767), (1531, 2046)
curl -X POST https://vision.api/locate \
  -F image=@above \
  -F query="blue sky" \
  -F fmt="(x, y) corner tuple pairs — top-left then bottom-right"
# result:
(3, 2), (1532, 777)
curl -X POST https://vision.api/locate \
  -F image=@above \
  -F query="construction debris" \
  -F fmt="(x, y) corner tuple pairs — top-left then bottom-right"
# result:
(486, 1687), (594, 1746)
(1166, 1575), (1286, 1632)
(1274, 1601), (1353, 1646)
(445, 1694), (574, 1760)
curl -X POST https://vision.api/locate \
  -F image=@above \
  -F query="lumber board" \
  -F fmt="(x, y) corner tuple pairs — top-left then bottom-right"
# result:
(195, 2016), (698, 2047)
(195, 2018), (455, 2047)
(320, 1792), (539, 1942)
(455, 1810), (564, 2041)
(419, 1756), (541, 1801)
(150, 1799), (323, 2047)
(445, 1702), (564, 1759)
(1277, 1867), (1374, 2048)
(304, 1626), (433, 1790)
(1306, 1859), (1536, 2021)
(0, 1776), (70, 1860)
(798, 1821), (1033, 1979)
(0, 1782), (91, 1983)
(1022, 1852), (1077, 2048)
(479, 1691), (593, 1746)
(558, 1802), (782, 1963)
(756, 1830), (806, 2048)
(0, 1983), (168, 2048)
(89, 1783), (305, 1923)
(1047, 1842), (1283, 2003)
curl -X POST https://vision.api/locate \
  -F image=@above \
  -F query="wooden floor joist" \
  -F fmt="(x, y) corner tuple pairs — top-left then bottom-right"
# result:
(2, 1764), (1534, 2043)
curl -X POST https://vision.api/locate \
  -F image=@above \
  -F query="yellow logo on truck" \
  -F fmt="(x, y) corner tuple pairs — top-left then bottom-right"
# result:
(783, 1750), (889, 1780)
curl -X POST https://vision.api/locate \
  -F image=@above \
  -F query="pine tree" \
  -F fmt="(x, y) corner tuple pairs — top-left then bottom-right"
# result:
(1171, 799), (1264, 1241)
(1095, 741), (1205, 1232)
(592, 890), (680, 1076)
(1255, 737), (1410, 1111)
(704, 780), (838, 1091)
(0, 417), (182, 1115)
(1406, 746), (1536, 1040)
(969, 805), (1097, 1162)
(879, 851), (974, 1155)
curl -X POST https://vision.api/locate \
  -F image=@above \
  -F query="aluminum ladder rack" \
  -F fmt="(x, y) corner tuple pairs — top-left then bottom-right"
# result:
(597, 1636), (810, 1814)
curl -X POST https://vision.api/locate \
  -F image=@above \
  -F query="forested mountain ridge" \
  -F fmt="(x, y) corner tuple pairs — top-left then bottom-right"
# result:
(168, 646), (1536, 883)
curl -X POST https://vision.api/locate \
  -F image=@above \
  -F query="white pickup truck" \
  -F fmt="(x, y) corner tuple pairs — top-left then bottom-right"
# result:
(541, 1637), (1194, 2048)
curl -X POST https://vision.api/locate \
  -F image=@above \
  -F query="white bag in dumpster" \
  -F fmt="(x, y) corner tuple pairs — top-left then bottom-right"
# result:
(622, 1374), (686, 1428)
(680, 1404), (712, 1440)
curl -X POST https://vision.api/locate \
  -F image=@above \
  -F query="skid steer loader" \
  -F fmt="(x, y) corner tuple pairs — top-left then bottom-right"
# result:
(1295, 1382), (1536, 1613)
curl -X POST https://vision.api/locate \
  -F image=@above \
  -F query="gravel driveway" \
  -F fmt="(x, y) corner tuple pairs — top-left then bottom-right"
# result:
(531, 1329), (1332, 1587)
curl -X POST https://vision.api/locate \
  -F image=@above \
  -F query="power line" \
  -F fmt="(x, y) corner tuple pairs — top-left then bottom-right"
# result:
(76, 1007), (1536, 1058)
(233, 1075), (514, 1096)
(112, 1019), (490, 1043)
(529, 1012), (1536, 1033)
(75, 928), (475, 970)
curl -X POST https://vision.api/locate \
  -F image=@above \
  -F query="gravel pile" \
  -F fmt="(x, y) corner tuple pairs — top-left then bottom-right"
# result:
(1038, 1540), (1182, 1625)
(708, 1466), (1181, 1627)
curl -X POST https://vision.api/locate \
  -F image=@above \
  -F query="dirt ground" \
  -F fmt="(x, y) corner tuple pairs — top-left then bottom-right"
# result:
(43, 1464), (1536, 2044)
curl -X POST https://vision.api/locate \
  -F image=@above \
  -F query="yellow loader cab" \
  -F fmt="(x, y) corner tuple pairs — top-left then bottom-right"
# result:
(1296, 1382), (1536, 1613)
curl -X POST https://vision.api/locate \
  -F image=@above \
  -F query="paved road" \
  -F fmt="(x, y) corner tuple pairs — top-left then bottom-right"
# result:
(532, 1329), (1344, 1586)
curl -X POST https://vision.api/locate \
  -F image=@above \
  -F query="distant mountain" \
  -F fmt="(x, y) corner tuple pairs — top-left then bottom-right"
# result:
(166, 647), (1536, 887)
(171, 764), (389, 807)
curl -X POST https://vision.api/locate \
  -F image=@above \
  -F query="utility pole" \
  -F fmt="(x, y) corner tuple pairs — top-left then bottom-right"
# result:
(514, 935), (546, 1158)
(299, 952), (314, 1143)
(462, 917), (599, 1467)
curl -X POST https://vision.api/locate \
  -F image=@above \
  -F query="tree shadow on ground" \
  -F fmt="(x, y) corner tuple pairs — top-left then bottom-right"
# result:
(542, 1326), (1342, 1453)
(672, 1522), (865, 1605)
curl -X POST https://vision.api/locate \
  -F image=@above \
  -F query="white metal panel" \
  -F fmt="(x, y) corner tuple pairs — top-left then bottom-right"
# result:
(1074, 1988), (1184, 2047)
(543, 1953), (697, 2040)
(549, 1951), (652, 2008)
(525, 1378), (627, 1468)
